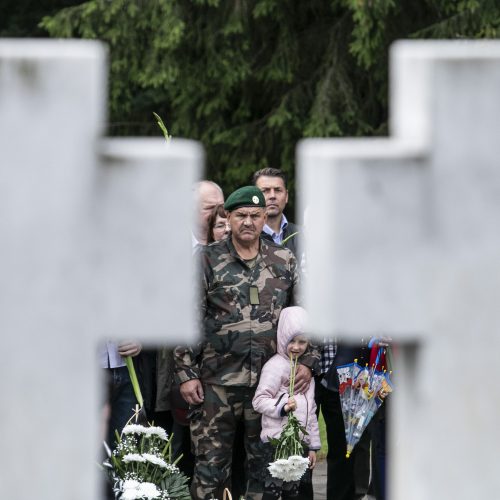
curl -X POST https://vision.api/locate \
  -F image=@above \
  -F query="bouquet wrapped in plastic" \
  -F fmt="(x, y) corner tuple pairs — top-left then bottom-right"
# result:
(337, 345), (393, 458)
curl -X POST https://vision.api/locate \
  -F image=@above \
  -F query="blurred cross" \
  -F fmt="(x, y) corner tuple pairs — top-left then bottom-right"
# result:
(0, 40), (201, 500)
(299, 41), (500, 500)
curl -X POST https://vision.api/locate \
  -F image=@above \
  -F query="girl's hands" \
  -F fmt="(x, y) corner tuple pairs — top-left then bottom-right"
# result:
(308, 450), (317, 469)
(284, 396), (297, 413)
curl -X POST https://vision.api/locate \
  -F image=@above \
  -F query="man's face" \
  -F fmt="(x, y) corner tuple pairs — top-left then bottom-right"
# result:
(228, 207), (267, 245)
(198, 184), (224, 233)
(255, 175), (288, 219)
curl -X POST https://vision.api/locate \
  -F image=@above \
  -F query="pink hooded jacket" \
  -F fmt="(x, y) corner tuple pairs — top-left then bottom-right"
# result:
(252, 306), (321, 450)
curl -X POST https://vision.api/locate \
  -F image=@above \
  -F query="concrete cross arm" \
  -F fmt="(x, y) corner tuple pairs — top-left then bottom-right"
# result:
(95, 137), (202, 343)
(298, 40), (500, 343)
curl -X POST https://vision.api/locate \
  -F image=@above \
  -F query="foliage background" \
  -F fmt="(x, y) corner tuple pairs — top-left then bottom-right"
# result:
(3, 0), (500, 214)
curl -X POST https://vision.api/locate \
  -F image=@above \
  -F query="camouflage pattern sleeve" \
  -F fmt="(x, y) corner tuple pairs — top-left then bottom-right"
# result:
(173, 252), (209, 384)
(173, 344), (201, 384)
(299, 341), (321, 375)
(289, 250), (300, 306)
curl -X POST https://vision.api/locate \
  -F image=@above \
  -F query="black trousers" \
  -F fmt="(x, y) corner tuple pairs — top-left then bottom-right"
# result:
(315, 382), (371, 500)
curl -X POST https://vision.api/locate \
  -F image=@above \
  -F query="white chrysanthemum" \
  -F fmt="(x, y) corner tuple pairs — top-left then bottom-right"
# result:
(122, 489), (140, 500)
(123, 453), (146, 463)
(123, 479), (140, 489)
(287, 455), (309, 481)
(138, 481), (161, 498)
(144, 426), (168, 441)
(142, 453), (168, 468)
(268, 458), (291, 479)
(268, 456), (309, 481)
(122, 424), (148, 435)
(122, 479), (141, 500)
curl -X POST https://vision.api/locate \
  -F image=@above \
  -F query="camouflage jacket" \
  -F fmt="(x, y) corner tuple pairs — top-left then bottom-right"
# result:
(175, 236), (317, 387)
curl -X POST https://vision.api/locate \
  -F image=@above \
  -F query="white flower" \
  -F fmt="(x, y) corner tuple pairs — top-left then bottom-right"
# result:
(121, 479), (161, 499)
(123, 453), (146, 463)
(142, 453), (168, 468)
(122, 424), (168, 440)
(122, 480), (141, 500)
(164, 463), (180, 473)
(122, 424), (148, 436)
(268, 456), (309, 481)
(123, 479), (140, 489)
(138, 481), (161, 498)
(144, 426), (168, 441)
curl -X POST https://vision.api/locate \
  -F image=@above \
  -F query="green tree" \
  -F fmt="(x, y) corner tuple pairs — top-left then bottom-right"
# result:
(0, 0), (81, 37)
(39, 0), (500, 211)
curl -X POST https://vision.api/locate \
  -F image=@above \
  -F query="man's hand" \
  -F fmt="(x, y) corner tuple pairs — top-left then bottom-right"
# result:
(180, 379), (204, 405)
(118, 341), (142, 357)
(293, 364), (312, 394)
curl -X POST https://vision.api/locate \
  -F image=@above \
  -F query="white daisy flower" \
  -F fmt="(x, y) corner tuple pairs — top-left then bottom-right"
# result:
(123, 453), (146, 463)
(138, 481), (161, 498)
(144, 426), (168, 441)
(142, 453), (168, 468)
(122, 424), (148, 436)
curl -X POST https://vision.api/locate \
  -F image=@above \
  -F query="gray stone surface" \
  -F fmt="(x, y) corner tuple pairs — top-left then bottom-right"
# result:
(298, 41), (500, 500)
(0, 40), (201, 500)
(312, 459), (327, 500)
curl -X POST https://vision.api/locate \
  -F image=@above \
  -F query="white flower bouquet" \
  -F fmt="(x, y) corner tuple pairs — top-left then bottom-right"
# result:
(103, 423), (190, 500)
(267, 355), (310, 482)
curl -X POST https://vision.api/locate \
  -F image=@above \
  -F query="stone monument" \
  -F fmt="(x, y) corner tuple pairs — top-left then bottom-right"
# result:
(0, 40), (202, 499)
(298, 41), (500, 499)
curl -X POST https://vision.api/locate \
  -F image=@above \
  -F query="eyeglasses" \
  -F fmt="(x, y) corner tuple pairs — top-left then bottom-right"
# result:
(214, 222), (229, 230)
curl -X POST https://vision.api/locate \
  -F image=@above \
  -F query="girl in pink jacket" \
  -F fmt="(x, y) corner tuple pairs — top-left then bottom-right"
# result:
(253, 306), (321, 499)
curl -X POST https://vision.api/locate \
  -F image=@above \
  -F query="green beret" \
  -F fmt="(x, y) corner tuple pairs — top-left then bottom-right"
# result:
(224, 186), (266, 211)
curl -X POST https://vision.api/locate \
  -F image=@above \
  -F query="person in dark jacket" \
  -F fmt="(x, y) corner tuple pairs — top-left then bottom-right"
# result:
(253, 168), (300, 257)
(316, 341), (372, 500)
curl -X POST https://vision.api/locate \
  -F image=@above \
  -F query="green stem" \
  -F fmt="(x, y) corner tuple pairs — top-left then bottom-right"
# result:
(124, 356), (144, 408)
(153, 112), (172, 143)
(281, 231), (299, 247)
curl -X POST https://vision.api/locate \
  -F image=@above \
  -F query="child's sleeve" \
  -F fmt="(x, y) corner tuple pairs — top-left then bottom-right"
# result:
(252, 361), (287, 418)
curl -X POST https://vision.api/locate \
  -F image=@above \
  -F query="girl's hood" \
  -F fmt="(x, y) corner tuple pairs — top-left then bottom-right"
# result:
(277, 306), (308, 358)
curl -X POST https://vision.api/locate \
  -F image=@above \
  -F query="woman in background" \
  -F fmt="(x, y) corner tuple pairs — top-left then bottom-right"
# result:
(206, 203), (230, 243)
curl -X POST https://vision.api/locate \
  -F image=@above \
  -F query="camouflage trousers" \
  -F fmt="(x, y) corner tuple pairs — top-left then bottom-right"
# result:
(190, 384), (264, 500)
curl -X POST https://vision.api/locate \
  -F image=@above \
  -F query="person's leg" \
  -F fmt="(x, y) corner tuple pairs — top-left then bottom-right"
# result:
(243, 387), (265, 500)
(260, 442), (282, 500)
(190, 384), (237, 500)
(107, 366), (137, 449)
(262, 481), (283, 500)
(317, 384), (354, 500)
(353, 423), (371, 500)
(282, 479), (301, 498)
(230, 421), (247, 498)
(294, 466), (313, 499)
(371, 404), (387, 500)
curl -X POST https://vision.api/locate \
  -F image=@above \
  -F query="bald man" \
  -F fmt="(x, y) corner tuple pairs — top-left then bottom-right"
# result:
(193, 180), (224, 246)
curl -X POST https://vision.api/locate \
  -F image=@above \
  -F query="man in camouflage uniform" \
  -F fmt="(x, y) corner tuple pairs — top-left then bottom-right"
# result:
(175, 186), (318, 500)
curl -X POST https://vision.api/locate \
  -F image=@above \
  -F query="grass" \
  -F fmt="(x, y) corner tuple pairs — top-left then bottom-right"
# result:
(317, 410), (328, 460)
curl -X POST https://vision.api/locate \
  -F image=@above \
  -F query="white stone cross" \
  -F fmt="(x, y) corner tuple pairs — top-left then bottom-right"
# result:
(0, 40), (202, 499)
(298, 41), (500, 500)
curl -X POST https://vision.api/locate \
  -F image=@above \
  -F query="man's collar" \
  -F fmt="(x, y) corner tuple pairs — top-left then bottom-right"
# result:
(226, 235), (272, 263)
(263, 213), (288, 238)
